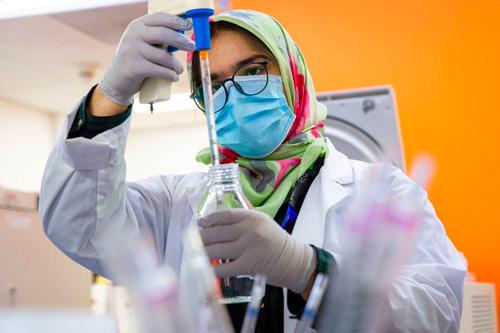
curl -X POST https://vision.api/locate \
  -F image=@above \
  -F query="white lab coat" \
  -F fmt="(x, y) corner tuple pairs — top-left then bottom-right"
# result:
(40, 103), (466, 332)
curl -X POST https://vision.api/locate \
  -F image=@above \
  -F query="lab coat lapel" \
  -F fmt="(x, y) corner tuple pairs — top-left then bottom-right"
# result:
(292, 139), (354, 247)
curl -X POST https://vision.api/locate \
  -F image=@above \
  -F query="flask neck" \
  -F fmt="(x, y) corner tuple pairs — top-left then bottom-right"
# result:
(208, 163), (241, 186)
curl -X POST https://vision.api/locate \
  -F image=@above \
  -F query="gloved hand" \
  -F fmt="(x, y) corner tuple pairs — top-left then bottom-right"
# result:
(100, 12), (196, 105)
(199, 208), (317, 294)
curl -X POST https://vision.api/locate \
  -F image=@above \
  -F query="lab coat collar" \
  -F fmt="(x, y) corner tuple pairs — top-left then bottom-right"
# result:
(322, 138), (354, 186)
(291, 138), (353, 247)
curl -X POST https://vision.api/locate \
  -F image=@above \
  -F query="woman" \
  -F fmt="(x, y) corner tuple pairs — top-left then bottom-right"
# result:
(40, 9), (465, 332)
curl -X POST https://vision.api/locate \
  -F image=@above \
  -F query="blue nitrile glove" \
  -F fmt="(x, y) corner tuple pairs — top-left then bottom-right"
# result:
(99, 12), (196, 105)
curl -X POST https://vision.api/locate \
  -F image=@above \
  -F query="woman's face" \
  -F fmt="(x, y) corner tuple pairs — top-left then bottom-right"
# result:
(207, 29), (281, 85)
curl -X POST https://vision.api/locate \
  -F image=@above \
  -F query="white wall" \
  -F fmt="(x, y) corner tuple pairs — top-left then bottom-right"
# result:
(126, 112), (209, 181)
(0, 104), (210, 192)
(0, 100), (55, 192)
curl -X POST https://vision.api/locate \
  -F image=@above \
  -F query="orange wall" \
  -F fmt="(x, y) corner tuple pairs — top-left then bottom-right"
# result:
(234, 0), (500, 317)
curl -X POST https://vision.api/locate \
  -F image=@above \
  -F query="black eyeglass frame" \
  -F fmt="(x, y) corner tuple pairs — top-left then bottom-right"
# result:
(190, 59), (274, 113)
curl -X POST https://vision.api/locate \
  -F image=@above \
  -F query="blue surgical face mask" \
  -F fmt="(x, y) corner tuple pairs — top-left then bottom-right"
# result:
(213, 75), (295, 159)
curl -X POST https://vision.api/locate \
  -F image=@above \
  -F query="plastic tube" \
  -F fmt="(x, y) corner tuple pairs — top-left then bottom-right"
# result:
(240, 274), (267, 333)
(294, 273), (329, 333)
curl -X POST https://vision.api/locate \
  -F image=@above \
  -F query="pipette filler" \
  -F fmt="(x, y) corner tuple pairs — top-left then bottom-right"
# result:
(140, 0), (220, 166)
(139, 0), (215, 105)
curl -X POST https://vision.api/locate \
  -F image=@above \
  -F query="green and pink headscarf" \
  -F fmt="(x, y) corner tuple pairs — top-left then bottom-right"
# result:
(190, 10), (328, 218)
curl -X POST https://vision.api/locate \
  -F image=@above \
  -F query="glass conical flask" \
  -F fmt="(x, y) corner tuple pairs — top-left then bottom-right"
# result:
(198, 163), (254, 304)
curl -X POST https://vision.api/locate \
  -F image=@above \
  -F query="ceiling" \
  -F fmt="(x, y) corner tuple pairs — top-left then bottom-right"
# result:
(0, 2), (193, 115)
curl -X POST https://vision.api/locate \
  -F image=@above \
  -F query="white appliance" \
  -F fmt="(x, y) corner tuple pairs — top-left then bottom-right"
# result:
(317, 85), (405, 171)
(460, 282), (498, 333)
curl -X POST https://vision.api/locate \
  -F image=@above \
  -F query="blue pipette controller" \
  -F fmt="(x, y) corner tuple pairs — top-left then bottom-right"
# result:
(139, 0), (214, 105)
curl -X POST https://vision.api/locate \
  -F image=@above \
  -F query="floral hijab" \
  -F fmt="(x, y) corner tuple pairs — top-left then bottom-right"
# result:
(190, 10), (328, 218)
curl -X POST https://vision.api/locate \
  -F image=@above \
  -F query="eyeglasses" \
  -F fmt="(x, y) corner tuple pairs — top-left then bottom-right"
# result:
(190, 59), (273, 113)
